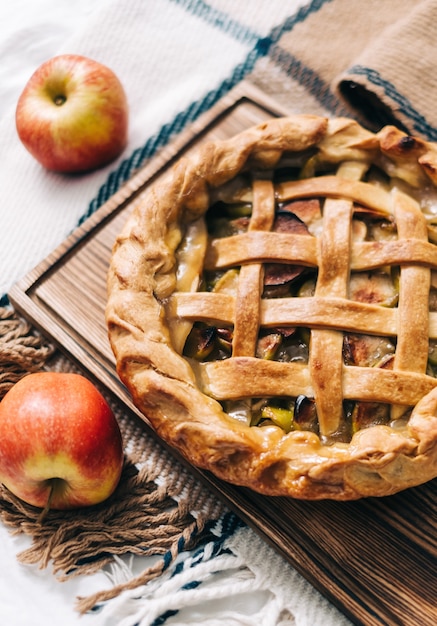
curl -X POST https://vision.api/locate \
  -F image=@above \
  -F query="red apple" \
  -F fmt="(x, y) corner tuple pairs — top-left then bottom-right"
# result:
(15, 54), (128, 173)
(0, 372), (124, 511)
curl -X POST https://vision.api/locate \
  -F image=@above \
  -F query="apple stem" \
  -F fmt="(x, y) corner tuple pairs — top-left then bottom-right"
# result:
(37, 482), (55, 524)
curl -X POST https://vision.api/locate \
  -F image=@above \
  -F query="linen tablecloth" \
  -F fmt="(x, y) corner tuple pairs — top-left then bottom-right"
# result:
(1, 1), (437, 625)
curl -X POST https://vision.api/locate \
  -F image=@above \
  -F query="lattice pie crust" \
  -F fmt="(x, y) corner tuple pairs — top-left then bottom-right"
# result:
(107, 116), (437, 499)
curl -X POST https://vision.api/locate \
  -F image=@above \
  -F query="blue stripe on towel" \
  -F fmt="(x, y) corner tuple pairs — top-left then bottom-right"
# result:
(170, 0), (261, 45)
(346, 65), (437, 141)
(81, 0), (334, 222)
(269, 44), (350, 117)
(170, 510), (244, 580)
(151, 609), (179, 626)
(150, 511), (244, 625)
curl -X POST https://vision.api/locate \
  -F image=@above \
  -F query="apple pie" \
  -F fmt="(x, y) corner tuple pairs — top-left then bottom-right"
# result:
(106, 115), (437, 499)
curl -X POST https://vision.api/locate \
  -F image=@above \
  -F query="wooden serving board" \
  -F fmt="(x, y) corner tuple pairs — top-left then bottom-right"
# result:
(9, 82), (437, 626)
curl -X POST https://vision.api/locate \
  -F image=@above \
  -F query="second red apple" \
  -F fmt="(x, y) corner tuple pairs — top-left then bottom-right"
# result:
(0, 372), (124, 511)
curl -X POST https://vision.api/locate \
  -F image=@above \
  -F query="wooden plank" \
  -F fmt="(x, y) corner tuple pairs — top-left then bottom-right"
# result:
(8, 81), (437, 626)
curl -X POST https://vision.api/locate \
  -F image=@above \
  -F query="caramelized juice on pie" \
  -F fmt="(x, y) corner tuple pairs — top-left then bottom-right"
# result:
(181, 158), (435, 444)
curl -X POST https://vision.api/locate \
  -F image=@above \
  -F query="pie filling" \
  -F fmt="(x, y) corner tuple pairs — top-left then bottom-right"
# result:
(170, 154), (437, 445)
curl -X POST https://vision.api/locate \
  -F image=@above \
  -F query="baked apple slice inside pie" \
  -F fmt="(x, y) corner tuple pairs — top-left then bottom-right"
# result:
(106, 115), (437, 499)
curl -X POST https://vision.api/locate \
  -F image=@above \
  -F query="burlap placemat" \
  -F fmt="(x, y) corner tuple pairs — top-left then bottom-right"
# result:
(0, 306), (228, 614)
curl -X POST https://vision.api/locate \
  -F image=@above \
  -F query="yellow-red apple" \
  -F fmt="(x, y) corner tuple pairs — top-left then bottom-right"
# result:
(0, 372), (124, 511)
(15, 54), (128, 173)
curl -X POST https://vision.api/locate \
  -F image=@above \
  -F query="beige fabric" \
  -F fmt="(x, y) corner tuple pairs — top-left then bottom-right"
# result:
(250, 0), (437, 137)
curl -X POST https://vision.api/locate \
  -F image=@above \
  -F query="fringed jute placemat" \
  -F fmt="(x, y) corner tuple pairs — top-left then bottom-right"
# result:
(0, 307), (55, 395)
(0, 305), (229, 615)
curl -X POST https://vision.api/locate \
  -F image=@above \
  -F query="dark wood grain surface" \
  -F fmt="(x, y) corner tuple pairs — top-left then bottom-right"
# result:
(9, 82), (437, 626)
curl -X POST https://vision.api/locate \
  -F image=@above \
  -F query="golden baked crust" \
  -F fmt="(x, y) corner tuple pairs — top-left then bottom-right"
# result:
(106, 115), (437, 499)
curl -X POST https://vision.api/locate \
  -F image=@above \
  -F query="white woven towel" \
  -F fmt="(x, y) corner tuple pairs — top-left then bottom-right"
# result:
(91, 521), (351, 626)
(0, 0), (305, 297)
